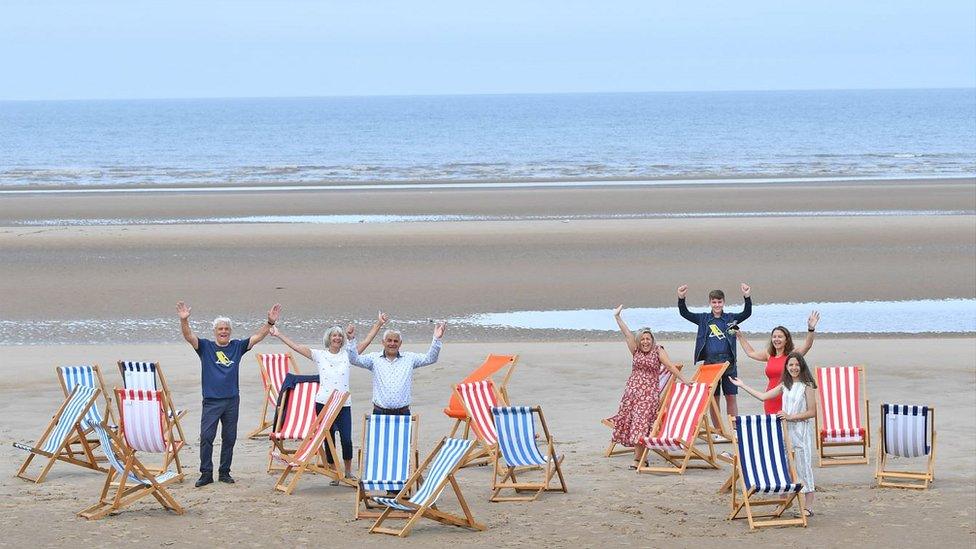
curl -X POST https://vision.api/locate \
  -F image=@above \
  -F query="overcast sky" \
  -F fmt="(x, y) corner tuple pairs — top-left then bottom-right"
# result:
(1, 0), (974, 100)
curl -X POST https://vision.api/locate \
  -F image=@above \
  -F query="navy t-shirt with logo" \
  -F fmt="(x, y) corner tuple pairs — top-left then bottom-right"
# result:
(196, 338), (250, 399)
(703, 317), (733, 359)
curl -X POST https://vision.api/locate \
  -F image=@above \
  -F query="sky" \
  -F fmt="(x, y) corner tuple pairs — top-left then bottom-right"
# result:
(1, 0), (974, 100)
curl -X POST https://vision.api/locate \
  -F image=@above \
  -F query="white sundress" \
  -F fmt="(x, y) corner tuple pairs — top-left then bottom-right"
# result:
(782, 382), (815, 493)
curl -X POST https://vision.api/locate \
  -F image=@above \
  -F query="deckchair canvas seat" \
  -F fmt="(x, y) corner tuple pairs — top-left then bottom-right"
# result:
(490, 405), (567, 502)
(15, 385), (104, 483)
(876, 403), (935, 489)
(249, 352), (299, 439)
(356, 413), (420, 519)
(816, 365), (870, 466)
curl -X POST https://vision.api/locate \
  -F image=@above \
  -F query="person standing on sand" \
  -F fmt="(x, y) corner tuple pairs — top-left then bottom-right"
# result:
(177, 300), (281, 487)
(677, 283), (752, 438)
(735, 311), (819, 414)
(346, 320), (447, 416)
(609, 305), (690, 469)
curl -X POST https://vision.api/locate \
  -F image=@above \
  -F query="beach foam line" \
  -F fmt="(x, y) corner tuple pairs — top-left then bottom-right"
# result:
(1, 174), (973, 195)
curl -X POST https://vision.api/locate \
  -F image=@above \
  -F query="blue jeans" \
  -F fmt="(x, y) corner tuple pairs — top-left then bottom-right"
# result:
(315, 403), (352, 463)
(199, 396), (239, 475)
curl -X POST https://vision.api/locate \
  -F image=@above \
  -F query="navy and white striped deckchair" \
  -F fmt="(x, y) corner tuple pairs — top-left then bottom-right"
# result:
(77, 419), (184, 519)
(118, 360), (188, 443)
(15, 385), (103, 483)
(490, 406), (567, 502)
(356, 413), (419, 519)
(370, 438), (484, 537)
(728, 415), (806, 529)
(876, 404), (935, 489)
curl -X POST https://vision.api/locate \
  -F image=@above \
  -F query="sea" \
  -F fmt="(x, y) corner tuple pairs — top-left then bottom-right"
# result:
(0, 88), (974, 188)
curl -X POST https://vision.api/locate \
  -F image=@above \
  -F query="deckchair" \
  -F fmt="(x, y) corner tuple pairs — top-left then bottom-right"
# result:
(114, 388), (185, 479)
(57, 364), (117, 460)
(602, 363), (683, 457)
(248, 352), (300, 439)
(876, 404), (935, 489)
(637, 380), (722, 474)
(355, 413), (420, 519)
(267, 374), (319, 472)
(117, 360), (187, 444)
(370, 437), (484, 537)
(453, 379), (507, 466)
(693, 362), (733, 443)
(15, 385), (103, 483)
(815, 365), (870, 466)
(490, 405), (567, 502)
(727, 415), (806, 529)
(273, 389), (351, 494)
(445, 354), (518, 465)
(77, 419), (183, 520)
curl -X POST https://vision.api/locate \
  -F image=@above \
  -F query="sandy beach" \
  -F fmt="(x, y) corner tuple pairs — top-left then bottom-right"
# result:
(1, 178), (974, 546)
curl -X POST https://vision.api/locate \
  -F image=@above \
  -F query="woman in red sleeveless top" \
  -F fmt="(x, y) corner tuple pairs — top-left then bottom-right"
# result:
(735, 311), (819, 414)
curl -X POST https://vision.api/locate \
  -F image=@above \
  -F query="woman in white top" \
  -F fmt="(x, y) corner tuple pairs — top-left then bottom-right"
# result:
(270, 312), (387, 481)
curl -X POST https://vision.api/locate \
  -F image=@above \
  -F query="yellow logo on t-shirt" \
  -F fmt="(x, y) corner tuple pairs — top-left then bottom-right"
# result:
(708, 323), (726, 340)
(215, 351), (233, 367)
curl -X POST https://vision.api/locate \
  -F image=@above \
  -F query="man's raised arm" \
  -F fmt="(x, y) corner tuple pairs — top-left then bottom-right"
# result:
(177, 301), (199, 350)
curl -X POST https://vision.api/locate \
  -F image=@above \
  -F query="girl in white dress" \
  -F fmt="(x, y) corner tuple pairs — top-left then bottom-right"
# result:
(731, 351), (818, 516)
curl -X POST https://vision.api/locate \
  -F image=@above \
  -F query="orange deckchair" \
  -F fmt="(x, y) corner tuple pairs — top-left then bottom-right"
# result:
(444, 354), (518, 465)
(693, 362), (734, 443)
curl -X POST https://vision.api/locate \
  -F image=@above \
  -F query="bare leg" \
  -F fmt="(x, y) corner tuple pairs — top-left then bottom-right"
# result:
(344, 458), (353, 476)
(725, 394), (738, 417)
(804, 492), (815, 513)
(633, 445), (646, 467)
(709, 396), (722, 430)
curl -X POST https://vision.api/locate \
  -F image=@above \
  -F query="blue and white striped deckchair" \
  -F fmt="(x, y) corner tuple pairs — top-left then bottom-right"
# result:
(77, 419), (184, 519)
(876, 404), (936, 489)
(490, 405), (567, 502)
(370, 438), (484, 537)
(58, 365), (114, 430)
(356, 413), (419, 519)
(118, 360), (188, 443)
(15, 385), (103, 483)
(728, 415), (806, 529)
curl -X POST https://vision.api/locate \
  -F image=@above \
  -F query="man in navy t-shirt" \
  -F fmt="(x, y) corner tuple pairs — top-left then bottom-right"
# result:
(178, 300), (281, 487)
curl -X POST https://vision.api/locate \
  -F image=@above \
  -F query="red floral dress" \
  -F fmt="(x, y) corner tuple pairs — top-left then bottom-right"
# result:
(610, 345), (663, 446)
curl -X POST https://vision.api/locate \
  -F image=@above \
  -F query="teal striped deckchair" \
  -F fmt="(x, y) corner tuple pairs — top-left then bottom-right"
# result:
(370, 438), (484, 537)
(57, 364), (117, 462)
(490, 405), (567, 502)
(15, 385), (103, 483)
(356, 413), (420, 519)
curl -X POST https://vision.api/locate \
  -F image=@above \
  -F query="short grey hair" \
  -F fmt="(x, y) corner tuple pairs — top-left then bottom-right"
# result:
(382, 329), (402, 340)
(212, 317), (233, 330)
(322, 325), (346, 348)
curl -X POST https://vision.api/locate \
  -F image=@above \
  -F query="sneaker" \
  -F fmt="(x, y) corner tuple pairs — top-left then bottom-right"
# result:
(218, 473), (235, 484)
(195, 474), (213, 488)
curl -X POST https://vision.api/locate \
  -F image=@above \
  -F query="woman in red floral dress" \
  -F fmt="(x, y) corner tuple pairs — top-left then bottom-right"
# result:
(610, 305), (689, 469)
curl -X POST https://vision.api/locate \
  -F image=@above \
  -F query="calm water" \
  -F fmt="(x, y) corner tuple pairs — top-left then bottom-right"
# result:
(1, 89), (974, 187)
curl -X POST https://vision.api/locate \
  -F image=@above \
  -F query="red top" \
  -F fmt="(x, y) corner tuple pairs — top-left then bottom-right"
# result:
(764, 354), (788, 414)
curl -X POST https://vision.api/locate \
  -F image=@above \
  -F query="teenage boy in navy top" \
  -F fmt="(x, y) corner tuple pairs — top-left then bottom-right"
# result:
(178, 300), (281, 487)
(677, 283), (752, 439)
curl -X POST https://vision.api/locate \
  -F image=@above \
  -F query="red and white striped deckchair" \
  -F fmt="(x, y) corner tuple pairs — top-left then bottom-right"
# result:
(637, 381), (722, 474)
(273, 389), (350, 494)
(815, 365), (870, 466)
(248, 352), (299, 439)
(115, 389), (184, 478)
(268, 378), (319, 472)
(603, 363), (684, 457)
(117, 360), (187, 444)
(453, 379), (506, 466)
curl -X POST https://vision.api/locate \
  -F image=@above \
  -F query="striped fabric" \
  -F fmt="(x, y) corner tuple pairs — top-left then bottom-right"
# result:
(817, 366), (864, 442)
(260, 354), (292, 406)
(91, 421), (176, 486)
(363, 414), (413, 491)
(457, 380), (499, 445)
(492, 406), (548, 467)
(271, 381), (320, 440)
(658, 369), (673, 393)
(374, 438), (473, 511)
(120, 361), (158, 391)
(117, 389), (168, 453)
(287, 390), (347, 465)
(41, 386), (98, 453)
(59, 365), (103, 428)
(883, 404), (930, 458)
(642, 382), (710, 452)
(736, 415), (803, 494)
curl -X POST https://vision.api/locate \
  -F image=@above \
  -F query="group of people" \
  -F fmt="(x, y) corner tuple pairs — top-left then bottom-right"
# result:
(609, 284), (820, 515)
(176, 301), (446, 489)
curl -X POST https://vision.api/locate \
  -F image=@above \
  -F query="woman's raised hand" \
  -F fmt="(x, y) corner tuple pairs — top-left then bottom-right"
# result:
(346, 324), (356, 339)
(807, 310), (820, 331)
(613, 304), (623, 317)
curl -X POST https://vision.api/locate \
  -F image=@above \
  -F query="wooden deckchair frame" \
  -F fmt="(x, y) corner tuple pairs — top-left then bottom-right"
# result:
(815, 365), (870, 466)
(274, 390), (351, 495)
(452, 380), (508, 467)
(114, 388), (185, 480)
(490, 406), (568, 502)
(603, 364), (684, 457)
(369, 438), (484, 537)
(15, 386), (103, 483)
(56, 364), (117, 462)
(727, 417), (807, 529)
(117, 360), (188, 445)
(355, 413), (421, 519)
(876, 405), (936, 489)
(248, 352), (299, 439)
(445, 354), (518, 467)
(637, 363), (728, 475)
(267, 378), (319, 473)
(694, 362), (734, 443)
(77, 421), (184, 520)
